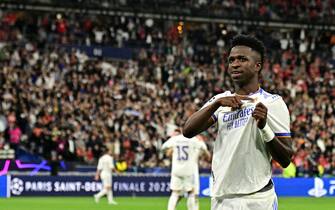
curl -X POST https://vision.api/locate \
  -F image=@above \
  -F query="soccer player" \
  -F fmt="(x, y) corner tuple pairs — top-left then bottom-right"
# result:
(94, 147), (117, 205)
(183, 35), (294, 210)
(162, 130), (208, 210)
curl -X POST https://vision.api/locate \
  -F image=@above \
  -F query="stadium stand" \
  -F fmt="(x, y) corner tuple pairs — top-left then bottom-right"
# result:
(0, 1), (334, 177)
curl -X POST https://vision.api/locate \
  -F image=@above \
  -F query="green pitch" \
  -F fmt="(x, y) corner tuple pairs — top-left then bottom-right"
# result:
(0, 197), (334, 210)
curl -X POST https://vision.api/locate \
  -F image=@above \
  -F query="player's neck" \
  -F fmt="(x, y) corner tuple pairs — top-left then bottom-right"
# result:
(234, 84), (260, 96)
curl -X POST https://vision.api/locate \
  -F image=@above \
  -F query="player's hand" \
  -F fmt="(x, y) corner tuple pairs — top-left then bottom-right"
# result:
(214, 95), (254, 110)
(166, 148), (173, 158)
(94, 175), (100, 181)
(252, 102), (267, 129)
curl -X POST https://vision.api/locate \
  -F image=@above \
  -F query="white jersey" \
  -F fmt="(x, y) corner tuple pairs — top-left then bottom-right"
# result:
(162, 134), (207, 177)
(97, 154), (114, 177)
(202, 88), (291, 197)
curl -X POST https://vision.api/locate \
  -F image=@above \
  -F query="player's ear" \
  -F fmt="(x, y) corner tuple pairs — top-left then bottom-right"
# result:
(255, 62), (262, 72)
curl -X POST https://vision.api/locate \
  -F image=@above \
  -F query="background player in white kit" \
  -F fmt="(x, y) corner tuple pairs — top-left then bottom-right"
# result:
(94, 147), (117, 205)
(162, 129), (209, 210)
(183, 35), (294, 210)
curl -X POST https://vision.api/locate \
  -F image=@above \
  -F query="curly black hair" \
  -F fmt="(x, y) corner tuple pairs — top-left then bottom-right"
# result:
(228, 34), (266, 69)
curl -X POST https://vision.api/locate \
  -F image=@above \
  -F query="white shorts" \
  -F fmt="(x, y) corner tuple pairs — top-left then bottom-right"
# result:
(101, 173), (112, 187)
(170, 174), (195, 192)
(211, 188), (278, 210)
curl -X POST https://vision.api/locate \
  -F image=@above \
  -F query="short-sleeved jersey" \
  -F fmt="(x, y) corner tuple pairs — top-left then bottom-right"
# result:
(162, 134), (207, 177)
(202, 88), (291, 197)
(97, 154), (114, 176)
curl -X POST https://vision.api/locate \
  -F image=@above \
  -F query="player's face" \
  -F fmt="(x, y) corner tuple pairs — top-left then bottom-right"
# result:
(227, 46), (261, 86)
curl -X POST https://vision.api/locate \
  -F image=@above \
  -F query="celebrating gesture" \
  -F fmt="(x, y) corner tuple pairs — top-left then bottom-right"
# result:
(183, 35), (293, 210)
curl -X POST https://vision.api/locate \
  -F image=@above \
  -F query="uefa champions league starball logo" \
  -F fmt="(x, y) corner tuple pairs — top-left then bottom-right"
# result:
(11, 178), (24, 195)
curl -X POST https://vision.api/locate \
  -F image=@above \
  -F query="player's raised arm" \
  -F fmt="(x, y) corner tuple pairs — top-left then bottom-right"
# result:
(182, 102), (218, 138)
(183, 95), (253, 138)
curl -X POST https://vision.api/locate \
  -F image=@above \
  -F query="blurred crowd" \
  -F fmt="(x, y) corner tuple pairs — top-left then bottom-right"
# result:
(131, 0), (335, 24)
(0, 10), (335, 177)
(15, 0), (335, 24)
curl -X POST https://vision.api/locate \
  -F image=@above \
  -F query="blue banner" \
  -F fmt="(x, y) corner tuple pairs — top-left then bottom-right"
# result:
(198, 176), (335, 197)
(7, 175), (335, 197)
(273, 177), (335, 197)
(199, 176), (210, 197)
(10, 176), (102, 196)
(0, 176), (8, 197)
(10, 175), (171, 197)
(113, 175), (170, 196)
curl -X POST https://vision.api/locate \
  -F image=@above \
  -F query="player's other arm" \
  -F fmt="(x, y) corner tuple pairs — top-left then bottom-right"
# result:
(266, 136), (293, 168)
(165, 148), (173, 158)
(198, 148), (211, 163)
(161, 139), (173, 157)
(202, 150), (211, 162)
(95, 169), (101, 180)
(198, 140), (211, 161)
(252, 102), (294, 168)
(183, 95), (253, 138)
(95, 159), (103, 180)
